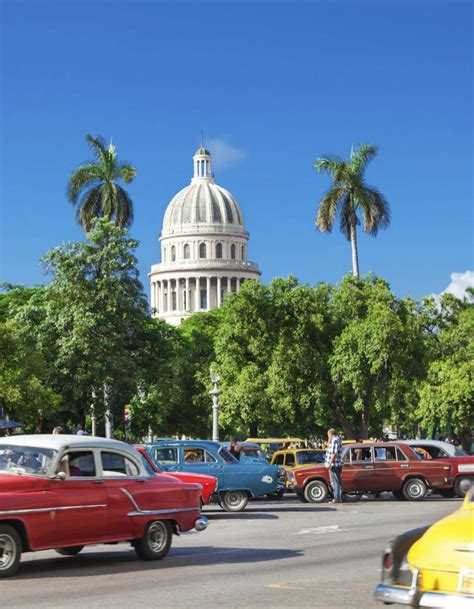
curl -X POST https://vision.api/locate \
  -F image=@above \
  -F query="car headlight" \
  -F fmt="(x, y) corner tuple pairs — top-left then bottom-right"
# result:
(287, 471), (296, 483)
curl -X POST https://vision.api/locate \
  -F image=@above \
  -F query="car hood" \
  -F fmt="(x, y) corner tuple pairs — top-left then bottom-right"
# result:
(408, 507), (474, 572)
(0, 472), (46, 492)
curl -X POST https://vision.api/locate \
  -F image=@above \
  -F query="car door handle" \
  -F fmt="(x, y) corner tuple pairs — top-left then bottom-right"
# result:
(401, 465), (409, 469)
(364, 466), (374, 469)
(92, 479), (104, 484)
(210, 464), (223, 469)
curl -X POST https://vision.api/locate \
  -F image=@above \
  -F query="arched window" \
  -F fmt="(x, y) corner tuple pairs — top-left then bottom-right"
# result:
(199, 243), (207, 259)
(183, 243), (190, 259)
(171, 245), (176, 262)
(230, 244), (236, 259)
(163, 248), (167, 262)
(242, 245), (246, 260)
(216, 243), (223, 259)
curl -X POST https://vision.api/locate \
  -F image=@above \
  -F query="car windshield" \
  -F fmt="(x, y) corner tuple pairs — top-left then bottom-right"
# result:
(297, 451), (325, 465)
(0, 444), (56, 476)
(219, 447), (238, 463)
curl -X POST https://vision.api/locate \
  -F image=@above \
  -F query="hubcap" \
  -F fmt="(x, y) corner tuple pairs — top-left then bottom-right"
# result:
(0, 534), (16, 571)
(459, 478), (472, 494)
(226, 492), (243, 507)
(409, 482), (423, 498)
(147, 522), (167, 553)
(310, 486), (322, 500)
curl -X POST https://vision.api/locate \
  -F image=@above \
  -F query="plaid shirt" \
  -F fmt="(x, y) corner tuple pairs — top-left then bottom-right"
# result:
(325, 435), (343, 468)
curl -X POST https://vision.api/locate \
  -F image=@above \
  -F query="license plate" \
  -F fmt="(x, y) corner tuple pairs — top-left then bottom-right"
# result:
(461, 571), (474, 594)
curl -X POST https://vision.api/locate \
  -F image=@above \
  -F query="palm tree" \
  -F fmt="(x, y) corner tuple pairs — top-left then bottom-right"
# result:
(67, 134), (137, 231)
(314, 143), (390, 277)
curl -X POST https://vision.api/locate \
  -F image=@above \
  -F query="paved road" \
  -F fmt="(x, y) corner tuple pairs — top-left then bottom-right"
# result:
(3, 495), (460, 609)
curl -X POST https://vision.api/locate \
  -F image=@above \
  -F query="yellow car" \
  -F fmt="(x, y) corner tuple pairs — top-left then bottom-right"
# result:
(270, 448), (325, 471)
(374, 489), (474, 607)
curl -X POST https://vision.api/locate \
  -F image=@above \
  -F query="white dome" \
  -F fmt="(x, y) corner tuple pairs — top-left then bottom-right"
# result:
(161, 147), (246, 237)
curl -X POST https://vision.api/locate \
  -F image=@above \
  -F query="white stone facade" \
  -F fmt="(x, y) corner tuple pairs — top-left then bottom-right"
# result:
(149, 146), (261, 325)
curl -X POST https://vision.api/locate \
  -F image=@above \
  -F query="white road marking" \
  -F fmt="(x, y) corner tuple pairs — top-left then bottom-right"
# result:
(293, 525), (348, 535)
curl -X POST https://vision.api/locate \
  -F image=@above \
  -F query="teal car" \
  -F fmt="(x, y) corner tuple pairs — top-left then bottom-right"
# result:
(147, 440), (284, 512)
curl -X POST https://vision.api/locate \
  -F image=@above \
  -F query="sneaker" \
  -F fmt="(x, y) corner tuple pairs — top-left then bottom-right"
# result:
(328, 499), (337, 504)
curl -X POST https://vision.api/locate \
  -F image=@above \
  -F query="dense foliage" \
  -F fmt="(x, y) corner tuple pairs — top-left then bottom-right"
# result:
(1, 226), (472, 449)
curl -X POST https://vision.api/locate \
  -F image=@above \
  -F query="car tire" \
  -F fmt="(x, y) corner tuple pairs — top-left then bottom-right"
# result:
(342, 491), (362, 502)
(402, 478), (427, 501)
(304, 480), (328, 503)
(133, 520), (173, 561)
(392, 489), (406, 501)
(55, 546), (84, 556)
(219, 490), (249, 512)
(454, 475), (473, 498)
(0, 524), (22, 578)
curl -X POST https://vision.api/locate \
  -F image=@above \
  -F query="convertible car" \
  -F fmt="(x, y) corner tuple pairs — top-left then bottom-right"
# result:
(374, 488), (474, 607)
(0, 435), (207, 577)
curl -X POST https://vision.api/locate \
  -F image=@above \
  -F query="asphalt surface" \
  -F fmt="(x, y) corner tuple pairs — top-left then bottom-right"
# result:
(2, 494), (461, 609)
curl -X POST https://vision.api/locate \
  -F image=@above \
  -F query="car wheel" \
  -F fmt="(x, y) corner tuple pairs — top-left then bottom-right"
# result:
(438, 488), (456, 499)
(392, 489), (406, 501)
(0, 524), (21, 578)
(133, 520), (173, 561)
(304, 480), (328, 503)
(55, 546), (84, 556)
(454, 475), (473, 498)
(342, 491), (362, 502)
(219, 490), (249, 512)
(402, 478), (427, 501)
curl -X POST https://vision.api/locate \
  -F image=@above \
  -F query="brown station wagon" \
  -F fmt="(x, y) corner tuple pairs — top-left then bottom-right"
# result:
(286, 442), (454, 503)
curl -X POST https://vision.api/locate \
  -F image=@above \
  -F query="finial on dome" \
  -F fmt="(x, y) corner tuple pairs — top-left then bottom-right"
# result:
(193, 137), (213, 181)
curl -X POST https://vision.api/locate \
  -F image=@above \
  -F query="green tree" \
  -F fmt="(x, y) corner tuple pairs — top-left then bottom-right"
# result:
(418, 295), (474, 451)
(0, 320), (60, 431)
(14, 219), (168, 433)
(314, 143), (390, 277)
(67, 134), (137, 231)
(327, 275), (429, 439)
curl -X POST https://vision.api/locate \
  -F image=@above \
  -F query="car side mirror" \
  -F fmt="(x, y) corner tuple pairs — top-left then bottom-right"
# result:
(50, 471), (67, 481)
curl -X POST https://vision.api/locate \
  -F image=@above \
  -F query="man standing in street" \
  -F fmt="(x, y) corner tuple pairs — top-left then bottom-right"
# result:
(325, 428), (343, 504)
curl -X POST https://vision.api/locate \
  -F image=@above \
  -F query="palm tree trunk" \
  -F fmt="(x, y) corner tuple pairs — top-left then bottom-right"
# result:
(350, 223), (360, 277)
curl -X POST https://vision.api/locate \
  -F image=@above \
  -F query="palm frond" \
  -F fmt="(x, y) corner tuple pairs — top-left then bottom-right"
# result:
(67, 163), (103, 203)
(315, 186), (346, 232)
(339, 194), (358, 240)
(314, 156), (344, 176)
(113, 161), (137, 184)
(86, 134), (108, 161)
(77, 185), (103, 231)
(359, 185), (391, 236)
(114, 185), (134, 228)
(350, 143), (378, 176)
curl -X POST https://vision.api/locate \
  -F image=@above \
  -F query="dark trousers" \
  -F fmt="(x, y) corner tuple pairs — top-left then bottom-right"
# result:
(329, 466), (343, 502)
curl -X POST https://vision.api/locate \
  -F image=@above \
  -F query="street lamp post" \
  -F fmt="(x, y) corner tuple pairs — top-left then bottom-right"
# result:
(104, 383), (113, 439)
(90, 390), (97, 437)
(209, 368), (221, 442)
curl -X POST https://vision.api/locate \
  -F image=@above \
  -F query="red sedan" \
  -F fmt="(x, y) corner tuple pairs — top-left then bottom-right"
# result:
(286, 442), (454, 502)
(0, 435), (208, 577)
(133, 445), (218, 505)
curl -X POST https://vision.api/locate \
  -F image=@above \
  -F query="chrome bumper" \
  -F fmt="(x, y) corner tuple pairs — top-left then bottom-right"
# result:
(374, 583), (473, 607)
(194, 516), (209, 532)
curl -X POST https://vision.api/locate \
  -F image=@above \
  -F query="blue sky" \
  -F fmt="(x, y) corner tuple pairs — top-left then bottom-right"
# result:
(1, 0), (472, 301)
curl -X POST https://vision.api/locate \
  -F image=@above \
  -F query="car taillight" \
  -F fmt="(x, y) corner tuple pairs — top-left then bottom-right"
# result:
(383, 552), (394, 571)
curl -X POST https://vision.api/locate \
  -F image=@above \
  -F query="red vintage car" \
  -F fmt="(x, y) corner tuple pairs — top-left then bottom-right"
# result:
(133, 445), (218, 505)
(0, 435), (208, 577)
(286, 442), (454, 502)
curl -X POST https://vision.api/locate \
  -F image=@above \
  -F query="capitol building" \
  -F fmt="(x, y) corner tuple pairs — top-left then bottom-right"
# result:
(149, 146), (261, 325)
